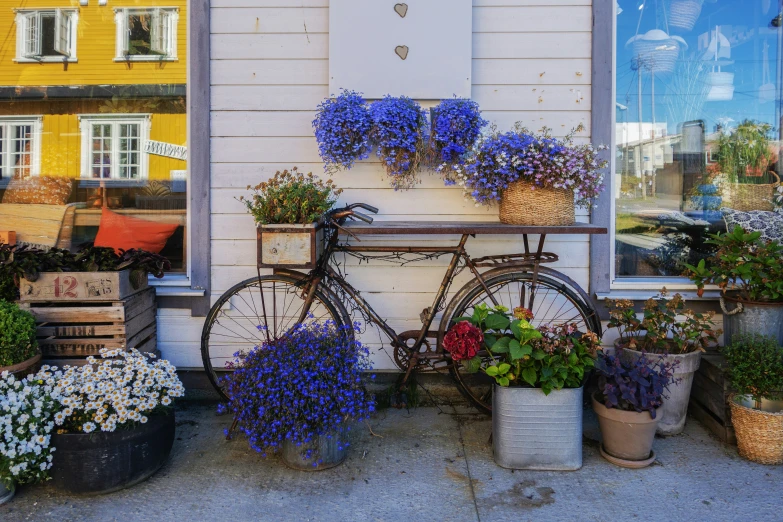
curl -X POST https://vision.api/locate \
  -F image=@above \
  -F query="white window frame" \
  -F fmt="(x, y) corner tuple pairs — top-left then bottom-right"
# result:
(78, 114), (151, 180)
(0, 116), (43, 180)
(114, 8), (179, 62)
(14, 9), (78, 63)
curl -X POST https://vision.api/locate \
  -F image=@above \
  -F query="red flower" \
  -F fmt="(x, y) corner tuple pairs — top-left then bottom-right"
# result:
(443, 321), (484, 361)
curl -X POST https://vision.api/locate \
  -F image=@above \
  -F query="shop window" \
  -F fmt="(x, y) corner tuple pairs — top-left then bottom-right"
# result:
(15, 9), (78, 62)
(115, 8), (178, 61)
(79, 116), (150, 180)
(0, 117), (41, 180)
(613, 0), (782, 281)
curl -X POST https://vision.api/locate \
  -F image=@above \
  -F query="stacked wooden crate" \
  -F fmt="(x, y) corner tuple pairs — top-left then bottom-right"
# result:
(19, 271), (158, 366)
(689, 352), (736, 444)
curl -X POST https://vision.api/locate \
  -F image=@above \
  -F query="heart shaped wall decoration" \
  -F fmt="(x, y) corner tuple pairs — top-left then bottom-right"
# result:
(394, 45), (409, 60)
(394, 3), (408, 17)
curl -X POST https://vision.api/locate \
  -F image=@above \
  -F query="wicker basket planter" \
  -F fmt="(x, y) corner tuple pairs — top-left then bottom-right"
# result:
(729, 397), (783, 465)
(499, 181), (575, 226)
(721, 172), (779, 211)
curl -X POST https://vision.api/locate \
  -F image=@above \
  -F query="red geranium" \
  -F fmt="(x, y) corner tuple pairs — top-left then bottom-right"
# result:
(443, 321), (484, 361)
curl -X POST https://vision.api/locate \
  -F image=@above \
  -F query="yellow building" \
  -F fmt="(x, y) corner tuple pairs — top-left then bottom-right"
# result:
(0, 0), (187, 182)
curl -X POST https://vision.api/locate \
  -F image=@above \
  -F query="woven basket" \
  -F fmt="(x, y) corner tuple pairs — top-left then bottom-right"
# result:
(669, 0), (703, 32)
(721, 171), (780, 212)
(729, 398), (783, 465)
(499, 181), (575, 226)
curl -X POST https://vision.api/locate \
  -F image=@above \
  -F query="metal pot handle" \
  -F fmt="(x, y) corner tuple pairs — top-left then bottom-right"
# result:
(720, 297), (744, 315)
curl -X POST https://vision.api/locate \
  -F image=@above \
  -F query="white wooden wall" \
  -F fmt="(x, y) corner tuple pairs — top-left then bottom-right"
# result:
(158, 0), (594, 369)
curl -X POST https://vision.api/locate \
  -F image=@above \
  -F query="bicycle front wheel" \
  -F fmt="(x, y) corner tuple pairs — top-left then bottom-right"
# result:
(201, 274), (349, 400)
(439, 268), (601, 414)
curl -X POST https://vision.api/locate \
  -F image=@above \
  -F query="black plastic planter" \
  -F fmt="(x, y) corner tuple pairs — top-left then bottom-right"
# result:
(50, 410), (175, 495)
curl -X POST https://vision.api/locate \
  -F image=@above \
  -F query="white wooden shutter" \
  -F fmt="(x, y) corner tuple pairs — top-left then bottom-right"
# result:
(53, 9), (71, 57)
(149, 9), (165, 55)
(22, 12), (41, 58)
(114, 9), (128, 57)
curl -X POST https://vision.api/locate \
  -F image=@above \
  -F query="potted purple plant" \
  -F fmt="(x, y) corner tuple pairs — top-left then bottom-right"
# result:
(369, 95), (427, 190)
(426, 97), (487, 185)
(592, 350), (677, 468)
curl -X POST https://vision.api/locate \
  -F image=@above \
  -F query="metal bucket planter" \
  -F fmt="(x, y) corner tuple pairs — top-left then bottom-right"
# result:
(281, 431), (348, 471)
(0, 482), (14, 505)
(592, 392), (660, 468)
(50, 410), (175, 495)
(721, 297), (783, 346)
(619, 342), (701, 436)
(492, 385), (583, 471)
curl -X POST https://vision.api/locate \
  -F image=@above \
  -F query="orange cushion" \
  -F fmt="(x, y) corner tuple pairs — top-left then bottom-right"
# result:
(2, 176), (72, 205)
(94, 207), (178, 254)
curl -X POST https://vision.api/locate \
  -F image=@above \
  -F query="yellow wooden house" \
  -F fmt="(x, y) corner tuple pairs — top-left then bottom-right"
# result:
(0, 0), (187, 182)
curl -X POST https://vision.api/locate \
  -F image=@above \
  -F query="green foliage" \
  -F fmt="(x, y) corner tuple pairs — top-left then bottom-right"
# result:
(239, 167), (342, 225)
(457, 303), (601, 394)
(606, 289), (721, 354)
(715, 120), (775, 184)
(721, 334), (783, 404)
(684, 226), (783, 303)
(0, 300), (39, 367)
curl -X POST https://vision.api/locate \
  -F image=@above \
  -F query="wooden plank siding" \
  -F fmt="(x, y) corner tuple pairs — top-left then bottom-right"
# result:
(0, 0), (187, 87)
(157, 0), (595, 369)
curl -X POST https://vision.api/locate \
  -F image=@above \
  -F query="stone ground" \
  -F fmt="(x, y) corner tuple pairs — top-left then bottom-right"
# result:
(1, 399), (781, 522)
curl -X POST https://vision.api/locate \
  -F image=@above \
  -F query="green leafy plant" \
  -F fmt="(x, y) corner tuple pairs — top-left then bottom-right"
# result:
(714, 120), (775, 184)
(0, 300), (39, 367)
(444, 304), (601, 394)
(239, 167), (343, 225)
(721, 334), (783, 406)
(606, 289), (721, 354)
(685, 226), (783, 302)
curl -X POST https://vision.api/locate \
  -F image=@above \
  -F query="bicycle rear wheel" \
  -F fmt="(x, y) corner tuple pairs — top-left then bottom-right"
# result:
(201, 274), (349, 400)
(439, 268), (600, 414)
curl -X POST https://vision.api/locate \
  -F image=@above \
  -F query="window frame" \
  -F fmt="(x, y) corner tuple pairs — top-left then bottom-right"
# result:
(14, 8), (78, 63)
(0, 116), (43, 181)
(113, 7), (179, 62)
(77, 114), (151, 180)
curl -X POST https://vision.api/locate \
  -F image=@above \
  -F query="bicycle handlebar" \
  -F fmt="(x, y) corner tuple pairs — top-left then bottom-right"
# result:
(351, 211), (374, 224)
(348, 203), (379, 214)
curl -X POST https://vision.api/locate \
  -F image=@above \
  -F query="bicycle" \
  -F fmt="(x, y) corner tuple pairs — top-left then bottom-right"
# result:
(201, 203), (605, 413)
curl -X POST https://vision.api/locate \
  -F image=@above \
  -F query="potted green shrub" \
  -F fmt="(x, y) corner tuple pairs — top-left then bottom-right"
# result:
(0, 300), (41, 377)
(240, 167), (342, 269)
(444, 304), (601, 470)
(606, 290), (720, 435)
(721, 334), (783, 465)
(221, 321), (375, 470)
(686, 226), (783, 345)
(592, 350), (677, 468)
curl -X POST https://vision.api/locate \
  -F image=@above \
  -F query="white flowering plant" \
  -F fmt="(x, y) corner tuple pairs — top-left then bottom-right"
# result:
(0, 370), (59, 488)
(52, 349), (185, 434)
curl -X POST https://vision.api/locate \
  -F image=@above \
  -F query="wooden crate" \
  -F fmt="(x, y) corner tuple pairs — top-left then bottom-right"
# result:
(19, 270), (148, 302)
(0, 231), (16, 245)
(20, 288), (157, 366)
(257, 223), (324, 269)
(689, 353), (736, 444)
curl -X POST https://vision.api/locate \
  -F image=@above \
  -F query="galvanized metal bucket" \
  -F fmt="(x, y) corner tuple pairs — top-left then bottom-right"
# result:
(492, 385), (583, 471)
(0, 481), (14, 505)
(721, 298), (783, 346)
(281, 431), (348, 471)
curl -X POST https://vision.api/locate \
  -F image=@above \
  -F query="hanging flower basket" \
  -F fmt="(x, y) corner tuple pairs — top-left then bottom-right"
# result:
(499, 182), (574, 226)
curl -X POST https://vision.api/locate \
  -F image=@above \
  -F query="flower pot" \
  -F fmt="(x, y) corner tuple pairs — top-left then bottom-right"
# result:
(592, 392), (660, 467)
(0, 481), (14, 505)
(281, 430), (348, 471)
(492, 385), (583, 470)
(257, 223), (324, 269)
(50, 410), (175, 495)
(721, 296), (783, 346)
(0, 353), (41, 379)
(499, 181), (574, 226)
(619, 343), (701, 436)
(729, 396), (783, 465)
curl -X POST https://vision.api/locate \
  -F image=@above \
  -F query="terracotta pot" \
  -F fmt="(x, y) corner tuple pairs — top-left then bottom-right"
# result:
(592, 392), (660, 465)
(0, 353), (41, 378)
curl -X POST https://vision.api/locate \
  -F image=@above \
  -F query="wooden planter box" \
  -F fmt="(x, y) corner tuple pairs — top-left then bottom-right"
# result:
(19, 270), (147, 302)
(0, 231), (16, 245)
(20, 287), (157, 366)
(688, 353), (736, 444)
(257, 223), (324, 269)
